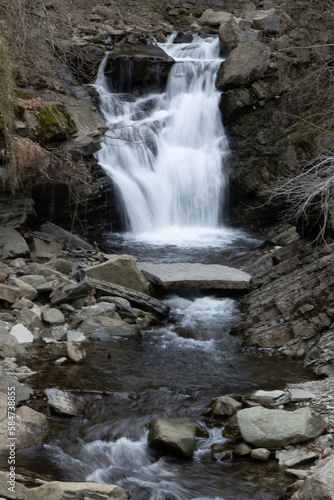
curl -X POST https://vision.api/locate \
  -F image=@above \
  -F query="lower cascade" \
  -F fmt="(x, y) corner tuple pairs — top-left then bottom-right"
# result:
(95, 34), (240, 247)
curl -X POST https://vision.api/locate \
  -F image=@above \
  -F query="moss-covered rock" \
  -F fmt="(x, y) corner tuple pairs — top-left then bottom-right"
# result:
(35, 104), (77, 143)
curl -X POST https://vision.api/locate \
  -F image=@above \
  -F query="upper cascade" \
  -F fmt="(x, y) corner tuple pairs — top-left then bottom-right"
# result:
(95, 34), (233, 245)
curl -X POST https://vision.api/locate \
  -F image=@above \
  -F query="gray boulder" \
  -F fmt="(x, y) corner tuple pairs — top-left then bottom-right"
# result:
(41, 222), (94, 251)
(0, 283), (20, 304)
(43, 307), (66, 325)
(24, 481), (130, 500)
(275, 446), (317, 467)
(72, 302), (117, 324)
(198, 9), (233, 26)
(25, 263), (74, 284)
(0, 394), (49, 453)
(216, 41), (271, 90)
(86, 255), (150, 295)
(0, 376), (32, 403)
(210, 395), (242, 417)
(18, 306), (43, 330)
(80, 316), (139, 338)
(8, 276), (37, 301)
(51, 281), (94, 305)
(148, 417), (197, 459)
(218, 14), (243, 54)
(251, 448), (271, 461)
(291, 455), (334, 500)
(0, 471), (28, 499)
(234, 442), (253, 456)
(30, 232), (63, 261)
(237, 406), (326, 448)
(0, 227), (29, 259)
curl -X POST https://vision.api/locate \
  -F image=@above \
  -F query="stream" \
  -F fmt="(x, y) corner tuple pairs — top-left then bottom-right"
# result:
(9, 34), (315, 499)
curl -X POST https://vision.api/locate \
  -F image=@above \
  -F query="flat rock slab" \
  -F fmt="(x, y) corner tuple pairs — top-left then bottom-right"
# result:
(138, 262), (252, 290)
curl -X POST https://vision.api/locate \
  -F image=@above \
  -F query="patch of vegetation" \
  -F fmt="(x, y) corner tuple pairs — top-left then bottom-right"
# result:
(37, 104), (77, 143)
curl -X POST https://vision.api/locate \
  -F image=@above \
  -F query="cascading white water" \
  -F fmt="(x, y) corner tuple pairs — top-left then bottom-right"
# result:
(95, 35), (240, 246)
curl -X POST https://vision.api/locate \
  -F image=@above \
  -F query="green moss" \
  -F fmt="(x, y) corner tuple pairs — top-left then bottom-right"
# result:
(13, 89), (36, 100)
(36, 104), (77, 143)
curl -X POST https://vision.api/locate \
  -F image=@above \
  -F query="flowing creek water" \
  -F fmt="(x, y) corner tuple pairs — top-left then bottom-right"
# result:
(10, 35), (315, 499)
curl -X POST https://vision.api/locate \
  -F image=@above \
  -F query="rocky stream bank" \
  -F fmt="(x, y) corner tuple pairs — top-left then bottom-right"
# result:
(1, 0), (334, 497)
(0, 223), (333, 498)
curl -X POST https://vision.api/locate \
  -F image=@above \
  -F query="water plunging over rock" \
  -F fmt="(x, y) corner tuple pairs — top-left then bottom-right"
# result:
(95, 35), (241, 247)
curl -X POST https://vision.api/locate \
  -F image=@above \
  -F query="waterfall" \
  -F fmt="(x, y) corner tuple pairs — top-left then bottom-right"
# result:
(95, 35), (238, 247)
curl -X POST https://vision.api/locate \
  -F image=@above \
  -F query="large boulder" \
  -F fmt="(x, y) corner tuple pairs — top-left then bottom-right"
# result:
(104, 43), (174, 93)
(86, 254), (150, 295)
(148, 417), (196, 459)
(0, 392), (49, 452)
(24, 481), (130, 500)
(216, 41), (271, 91)
(237, 406), (326, 448)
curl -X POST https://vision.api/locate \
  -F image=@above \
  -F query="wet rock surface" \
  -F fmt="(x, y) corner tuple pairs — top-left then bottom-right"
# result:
(148, 417), (197, 458)
(138, 262), (252, 290)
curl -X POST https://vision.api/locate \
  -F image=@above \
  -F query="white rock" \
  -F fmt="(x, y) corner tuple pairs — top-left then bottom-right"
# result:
(67, 340), (86, 363)
(288, 388), (316, 402)
(67, 330), (87, 342)
(9, 324), (34, 344)
(251, 448), (271, 461)
(44, 388), (80, 415)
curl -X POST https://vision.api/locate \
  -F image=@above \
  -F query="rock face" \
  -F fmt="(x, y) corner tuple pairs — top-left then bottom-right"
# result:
(148, 418), (197, 459)
(291, 456), (334, 500)
(237, 406), (326, 448)
(104, 43), (174, 93)
(138, 262), (251, 290)
(86, 255), (151, 295)
(24, 481), (130, 500)
(236, 239), (334, 376)
(216, 41), (271, 90)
